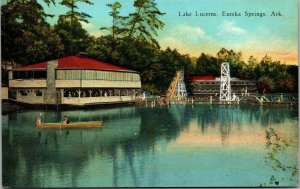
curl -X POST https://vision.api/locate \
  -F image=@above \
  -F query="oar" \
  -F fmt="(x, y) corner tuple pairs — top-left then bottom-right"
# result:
(60, 122), (62, 133)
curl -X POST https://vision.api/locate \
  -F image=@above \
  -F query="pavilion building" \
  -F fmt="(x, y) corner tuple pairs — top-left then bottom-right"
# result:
(189, 75), (257, 96)
(8, 54), (141, 106)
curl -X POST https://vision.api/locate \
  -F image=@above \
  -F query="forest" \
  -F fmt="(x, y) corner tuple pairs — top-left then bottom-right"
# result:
(2, 0), (298, 94)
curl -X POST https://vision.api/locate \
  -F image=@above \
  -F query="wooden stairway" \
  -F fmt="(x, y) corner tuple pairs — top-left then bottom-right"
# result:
(165, 71), (182, 103)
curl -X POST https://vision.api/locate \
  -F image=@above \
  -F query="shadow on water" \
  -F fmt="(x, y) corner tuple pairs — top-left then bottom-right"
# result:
(2, 104), (298, 187)
(3, 107), (142, 187)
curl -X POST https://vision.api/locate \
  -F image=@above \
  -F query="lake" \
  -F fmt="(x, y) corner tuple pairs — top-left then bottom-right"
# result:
(2, 104), (299, 187)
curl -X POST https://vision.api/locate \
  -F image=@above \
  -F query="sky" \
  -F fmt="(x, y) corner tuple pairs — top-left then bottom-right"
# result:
(42, 0), (298, 65)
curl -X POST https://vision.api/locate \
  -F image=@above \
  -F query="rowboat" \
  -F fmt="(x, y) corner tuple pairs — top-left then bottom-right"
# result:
(36, 121), (103, 129)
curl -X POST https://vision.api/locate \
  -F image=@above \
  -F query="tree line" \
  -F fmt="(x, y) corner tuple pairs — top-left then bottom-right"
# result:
(195, 48), (298, 93)
(2, 0), (298, 94)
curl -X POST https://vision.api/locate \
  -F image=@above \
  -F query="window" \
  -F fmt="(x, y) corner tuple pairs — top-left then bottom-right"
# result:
(20, 90), (27, 96)
(12, 71), (46, 79)
(13, 71), (19, 79)
(35, 90), (43, 96)
(27, 71), (34, 78)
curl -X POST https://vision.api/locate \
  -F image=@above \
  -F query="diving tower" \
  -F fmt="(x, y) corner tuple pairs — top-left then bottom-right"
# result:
(220, 62), (231, 102)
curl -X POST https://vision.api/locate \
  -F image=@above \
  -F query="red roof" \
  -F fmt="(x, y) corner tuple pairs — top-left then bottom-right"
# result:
(189, 75), (217, 81)
(13, 55), (134, 72)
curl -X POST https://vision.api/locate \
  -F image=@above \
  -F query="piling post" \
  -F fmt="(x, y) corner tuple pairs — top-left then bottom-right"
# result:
(260, 97), (263, 106)
(209, 96), (213, 104)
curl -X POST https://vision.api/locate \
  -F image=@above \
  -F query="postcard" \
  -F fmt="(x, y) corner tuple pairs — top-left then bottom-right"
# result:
(2, 0), (298, 187)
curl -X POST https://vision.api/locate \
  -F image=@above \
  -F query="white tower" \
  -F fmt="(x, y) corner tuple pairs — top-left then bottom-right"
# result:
(220, 62), (231, 101)
(175, 70), (187, 99)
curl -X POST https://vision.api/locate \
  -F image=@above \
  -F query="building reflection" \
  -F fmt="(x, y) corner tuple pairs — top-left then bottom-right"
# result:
(3, 107), (143, 187)
(2, 104), (298, 187)
(166, 104), (297, 148)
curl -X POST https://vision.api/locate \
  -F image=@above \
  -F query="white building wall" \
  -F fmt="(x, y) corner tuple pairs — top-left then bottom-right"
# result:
(62, 96), (135, 105)
(9, 69), (141, 105)
(16, 90), (45, 104)
(10, 80), (46, 88)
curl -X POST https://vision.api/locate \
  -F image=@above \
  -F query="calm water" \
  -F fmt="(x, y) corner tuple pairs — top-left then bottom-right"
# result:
(2, 104), (299, 187)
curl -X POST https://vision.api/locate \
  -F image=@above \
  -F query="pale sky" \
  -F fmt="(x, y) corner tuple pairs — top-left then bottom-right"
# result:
(42, 0), (298, 65)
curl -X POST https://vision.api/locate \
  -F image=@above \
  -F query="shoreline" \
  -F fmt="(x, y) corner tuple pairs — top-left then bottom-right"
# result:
(2, 100), (22, 114)
(2, 96), (297, 114)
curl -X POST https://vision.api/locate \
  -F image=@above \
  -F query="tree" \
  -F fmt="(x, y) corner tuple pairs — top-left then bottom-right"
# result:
(100, 2), (127, 40)
(55, 16), (92, 54)
(216, 48), (246, 78)
(86, 36), (111, 62)
(60, 0), (93, 23)
(261, 54), (272, 64)
(276, 74), (295, 92)
(125, 0), (165, 47)
(1, 0), (63, 64)
(246, 56), (258, 79)
(156, 48), (192, 93)
(58, 0), (93, 54)
(195, 53), (219, 75)
(286, 65), (298, 92)
(257, 76), (274, 93)
(100, 2), (128, 61)
(21, 25), (64, 63)
(248, 55), (258, 65)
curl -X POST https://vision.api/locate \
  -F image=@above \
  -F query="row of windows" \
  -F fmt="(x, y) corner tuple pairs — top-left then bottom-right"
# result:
(12, 71), (47, 79)
(56, 70), (140, 82)
(18, 89), (43, 96)
(195, 81), (253, 85)
(196, 86), (257, 89)
(195, 89), (254, 92)
(16, 88), (138, 97)
(10, 70), (141, 82)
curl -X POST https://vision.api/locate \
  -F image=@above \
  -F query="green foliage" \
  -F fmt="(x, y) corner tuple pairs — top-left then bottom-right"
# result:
(217, 48), (246, 78)
(60, 0), (93, 23)
(55, 15), (92, 54)
(194, 48), (297, 93)
(99, 2), (129, 61)
(276, 74), (295, 92)
(126, 0), (165, 47)
(87, 36), (192, 94)
(257, 76), (274, 93)
(1, 0), (63, 64)
(157, 48), (192, 93)
(100, 2), (128, 39)
(286, 65), (298, 92)
(58, 0), (93, 54)
(21, 25), (64, 63)
(195, 53), (220, 75)
(2, 0), (297, 95)
(86, 36), (112, 62)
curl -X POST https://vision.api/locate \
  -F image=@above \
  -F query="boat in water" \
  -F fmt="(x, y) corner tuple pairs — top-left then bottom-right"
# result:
(36, 121), (103, 129)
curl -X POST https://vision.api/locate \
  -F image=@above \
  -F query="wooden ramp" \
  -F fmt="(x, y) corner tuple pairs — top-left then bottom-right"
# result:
(165, 71), (184, 103)
(240, 95), (271, 105)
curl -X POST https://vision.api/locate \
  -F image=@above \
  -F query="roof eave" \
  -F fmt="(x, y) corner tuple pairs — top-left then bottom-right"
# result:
(12, 67), (139, 73)
(12, 68), (47, 71)
(56, 68), (139, 73)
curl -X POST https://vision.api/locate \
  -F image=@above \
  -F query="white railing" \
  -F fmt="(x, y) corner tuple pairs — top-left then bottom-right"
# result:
(62, 96), (136, 105)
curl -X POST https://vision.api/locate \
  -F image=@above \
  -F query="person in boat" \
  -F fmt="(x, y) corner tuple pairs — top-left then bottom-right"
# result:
(36, 113), (42, 125)
(63, 116), (70, 124)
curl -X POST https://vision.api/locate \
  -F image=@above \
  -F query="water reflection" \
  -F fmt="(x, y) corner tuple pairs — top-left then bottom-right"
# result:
(2, 104), (298, 187)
